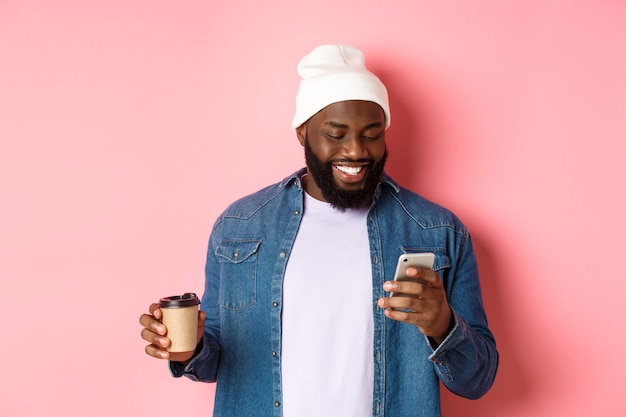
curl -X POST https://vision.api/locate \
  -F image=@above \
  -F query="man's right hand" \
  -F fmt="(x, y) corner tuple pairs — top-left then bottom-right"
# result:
(139, 303), (206, 363)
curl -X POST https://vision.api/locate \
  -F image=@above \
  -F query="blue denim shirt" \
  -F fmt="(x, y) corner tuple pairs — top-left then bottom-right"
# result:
(171, 169), (498, 417)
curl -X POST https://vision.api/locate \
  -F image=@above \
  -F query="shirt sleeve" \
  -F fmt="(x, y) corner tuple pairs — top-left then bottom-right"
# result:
(426, 308), (498, 399)
(168, 336), (221, 383)
(425, 230), (499, 399)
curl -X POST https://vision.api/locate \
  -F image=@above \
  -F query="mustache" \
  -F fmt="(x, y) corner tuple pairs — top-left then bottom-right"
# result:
(329, 158), (374, 164)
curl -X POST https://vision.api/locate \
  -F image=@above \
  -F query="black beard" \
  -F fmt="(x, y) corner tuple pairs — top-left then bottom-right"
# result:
(304, 138), (387, 211)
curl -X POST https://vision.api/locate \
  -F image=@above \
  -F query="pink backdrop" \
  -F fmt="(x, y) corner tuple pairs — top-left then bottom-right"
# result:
(1, 1), (625, 416)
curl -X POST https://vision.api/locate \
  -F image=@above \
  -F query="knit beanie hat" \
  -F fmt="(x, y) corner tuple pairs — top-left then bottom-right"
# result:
(292, 44), (391, 130)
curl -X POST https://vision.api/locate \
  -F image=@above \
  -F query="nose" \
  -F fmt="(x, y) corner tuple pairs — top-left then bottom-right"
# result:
(343, 135), (368, 160)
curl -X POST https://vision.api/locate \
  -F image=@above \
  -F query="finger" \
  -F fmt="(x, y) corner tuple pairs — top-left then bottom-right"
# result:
(383, 306), (417, 322)
(139, 313), (167, 336)
(196, 310), (206, 340)
(383, 304), (441, 332)
(406, 267), (440, 287)
(380, 297), (441, 331)
(148, 303), (162, 320)
(378, 294), (425, 312)
(140, 327), (171, 348)
(196, 310), (206, 330)
(144, 343), (170, 360)
(383, 279), (430, 298)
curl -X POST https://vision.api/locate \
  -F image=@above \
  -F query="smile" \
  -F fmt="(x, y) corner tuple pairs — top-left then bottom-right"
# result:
(334, 165), (364, 176)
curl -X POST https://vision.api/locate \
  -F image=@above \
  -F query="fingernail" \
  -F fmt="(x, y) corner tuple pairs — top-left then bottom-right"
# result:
(383, 282), (397, 291)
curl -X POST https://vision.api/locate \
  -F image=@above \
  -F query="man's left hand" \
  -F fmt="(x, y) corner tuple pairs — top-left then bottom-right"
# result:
(378, 267), (453, 346)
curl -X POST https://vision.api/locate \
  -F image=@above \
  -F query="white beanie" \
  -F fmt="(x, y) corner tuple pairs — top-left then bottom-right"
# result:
(292, 44), (391, 130)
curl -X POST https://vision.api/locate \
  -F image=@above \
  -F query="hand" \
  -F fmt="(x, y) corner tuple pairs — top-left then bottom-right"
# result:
(378, 267), (453, 345)
(139, 303), (206, 363)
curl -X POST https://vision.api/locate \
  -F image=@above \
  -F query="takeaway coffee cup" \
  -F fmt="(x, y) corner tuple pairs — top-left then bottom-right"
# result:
(158, 293), (201, 353)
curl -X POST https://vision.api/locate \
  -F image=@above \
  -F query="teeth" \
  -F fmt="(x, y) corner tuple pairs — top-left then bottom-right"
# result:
(336, 165), (363, 175)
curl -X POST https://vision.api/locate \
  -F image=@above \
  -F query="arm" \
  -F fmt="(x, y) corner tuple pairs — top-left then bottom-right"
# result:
(169, 234), (224, 382)
(378, 235), (498, 399)
(139, 231), (224, 383)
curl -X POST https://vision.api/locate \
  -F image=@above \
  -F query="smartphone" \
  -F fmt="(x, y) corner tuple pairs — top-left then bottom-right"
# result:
(391, 252), (436, 295)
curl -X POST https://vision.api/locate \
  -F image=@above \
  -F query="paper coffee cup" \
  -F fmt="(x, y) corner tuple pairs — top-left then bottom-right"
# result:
(158, 293), (201, 353)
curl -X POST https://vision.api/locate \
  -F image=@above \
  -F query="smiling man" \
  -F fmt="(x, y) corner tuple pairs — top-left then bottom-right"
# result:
(298, 100), (388, 209)
(140, 44), (498, 417)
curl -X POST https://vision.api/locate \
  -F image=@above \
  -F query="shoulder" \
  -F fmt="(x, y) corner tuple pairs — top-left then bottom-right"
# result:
(377, 174), (468, 234)
(218, 168), (305, 220)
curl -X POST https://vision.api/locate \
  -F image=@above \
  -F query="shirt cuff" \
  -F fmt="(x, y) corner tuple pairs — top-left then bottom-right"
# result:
(426, 308), (466, 357)
(168, 338), (206, 381)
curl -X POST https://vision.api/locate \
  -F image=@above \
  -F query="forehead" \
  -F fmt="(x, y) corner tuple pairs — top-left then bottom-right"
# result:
(312, 100), (385, 127)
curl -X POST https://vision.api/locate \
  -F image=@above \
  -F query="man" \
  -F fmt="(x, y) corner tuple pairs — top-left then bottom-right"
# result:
(140, 44), (498, 417)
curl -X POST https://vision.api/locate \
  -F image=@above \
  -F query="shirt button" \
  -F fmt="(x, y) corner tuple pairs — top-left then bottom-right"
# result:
(272, 351), (277, 356)
(294, 210), (300, 215)
(279, 252), (286, 258)
(273, 302), (279, 307)
(274, 402), (280, 407)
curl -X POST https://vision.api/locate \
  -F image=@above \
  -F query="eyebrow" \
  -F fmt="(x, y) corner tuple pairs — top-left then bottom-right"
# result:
(324, 121), (384, 129)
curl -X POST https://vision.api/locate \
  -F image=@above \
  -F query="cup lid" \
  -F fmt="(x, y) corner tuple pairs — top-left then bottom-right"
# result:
(158, 293), (200, 308)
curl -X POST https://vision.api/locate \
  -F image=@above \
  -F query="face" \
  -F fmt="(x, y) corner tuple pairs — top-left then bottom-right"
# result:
(296, 100), (388, 210)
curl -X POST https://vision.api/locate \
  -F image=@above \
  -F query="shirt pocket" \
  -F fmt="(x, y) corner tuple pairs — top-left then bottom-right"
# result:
(400, 247), (451, 273)
(215, 239), (262, 310)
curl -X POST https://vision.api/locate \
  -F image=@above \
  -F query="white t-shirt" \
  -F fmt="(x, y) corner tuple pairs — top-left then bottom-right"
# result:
(281, 192), (374, 416)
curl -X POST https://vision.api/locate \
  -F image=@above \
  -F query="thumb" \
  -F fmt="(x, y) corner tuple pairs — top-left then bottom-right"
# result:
(405, 266), (419, 277)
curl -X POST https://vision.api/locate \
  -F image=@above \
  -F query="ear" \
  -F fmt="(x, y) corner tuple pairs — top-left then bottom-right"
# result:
(295, 124), (306, 146)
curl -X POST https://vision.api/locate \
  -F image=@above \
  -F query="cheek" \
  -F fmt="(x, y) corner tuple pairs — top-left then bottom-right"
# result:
(370, 142), (387, 160)
(310, 141), (338, 161)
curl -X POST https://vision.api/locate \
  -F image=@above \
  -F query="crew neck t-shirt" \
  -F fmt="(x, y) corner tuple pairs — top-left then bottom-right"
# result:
(281, 192), (374, 416)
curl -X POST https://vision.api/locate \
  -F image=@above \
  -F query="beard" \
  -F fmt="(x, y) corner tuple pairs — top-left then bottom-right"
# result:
(304, 138), (387, 211)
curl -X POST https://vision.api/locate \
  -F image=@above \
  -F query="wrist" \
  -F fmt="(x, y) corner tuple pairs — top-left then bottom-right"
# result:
(430, 308), (455, 346)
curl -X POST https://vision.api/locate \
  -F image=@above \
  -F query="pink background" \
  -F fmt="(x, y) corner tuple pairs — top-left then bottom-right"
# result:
(1, 1), (625, 416)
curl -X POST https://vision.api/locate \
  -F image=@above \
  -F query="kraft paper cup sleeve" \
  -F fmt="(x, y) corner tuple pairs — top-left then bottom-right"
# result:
(158, 293), (200, 353)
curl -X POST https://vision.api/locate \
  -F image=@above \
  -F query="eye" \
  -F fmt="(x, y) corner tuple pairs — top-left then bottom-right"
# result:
(363, 132), (383, 141)
(324, 131), (344, 140)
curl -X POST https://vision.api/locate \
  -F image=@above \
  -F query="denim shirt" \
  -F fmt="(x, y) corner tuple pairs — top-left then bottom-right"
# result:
(171, 168), (498, 417)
